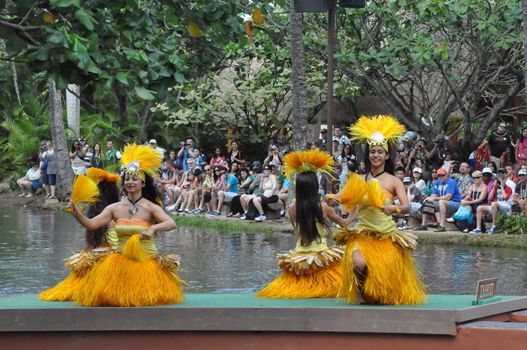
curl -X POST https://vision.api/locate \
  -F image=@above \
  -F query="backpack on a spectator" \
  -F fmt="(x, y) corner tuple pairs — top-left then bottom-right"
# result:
(245, 199), (259, 220)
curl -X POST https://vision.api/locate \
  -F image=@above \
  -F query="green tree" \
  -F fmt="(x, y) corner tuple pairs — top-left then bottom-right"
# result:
(325, 0), (524, 157)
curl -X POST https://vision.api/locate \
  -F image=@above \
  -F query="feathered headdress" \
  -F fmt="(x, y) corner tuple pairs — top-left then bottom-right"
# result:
(121, 144), (162, 181)
(283, 149), (334, 180)
(86, 167), (120, 184)
(67, 175), (100, 213)
(349, 115), (406, 151)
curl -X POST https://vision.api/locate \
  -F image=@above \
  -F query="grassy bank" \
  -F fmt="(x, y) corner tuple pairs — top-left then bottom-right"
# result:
(171, 214), (291, 234)
(413, 231), (527, 248)
(173, 215), (527, 248)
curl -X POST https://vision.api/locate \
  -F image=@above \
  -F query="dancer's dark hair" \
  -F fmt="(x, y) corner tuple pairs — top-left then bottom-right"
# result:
(85, 180), (120, 249)
(294, 171), (330, 246)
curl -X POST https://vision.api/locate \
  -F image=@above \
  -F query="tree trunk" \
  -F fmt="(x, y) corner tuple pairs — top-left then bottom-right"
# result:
(289, 0), (310, 151)
(10, 62), (21, 105)
(66, 84), (81, 137)
(523, 0), (527, 108)
(114, 82), (128, 127)
(49, 78), (74, 201)
(138, 100), (153, 140)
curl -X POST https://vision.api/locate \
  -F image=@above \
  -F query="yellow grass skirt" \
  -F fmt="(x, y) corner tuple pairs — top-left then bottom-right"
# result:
(40, 247), (113, 302)
(69, 235), (184, 307)
(337, 231), (426, 305)
(256, 247), (344, 299)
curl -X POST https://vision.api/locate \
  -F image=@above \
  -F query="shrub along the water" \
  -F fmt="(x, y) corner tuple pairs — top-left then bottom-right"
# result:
(495, 214), (527, 235)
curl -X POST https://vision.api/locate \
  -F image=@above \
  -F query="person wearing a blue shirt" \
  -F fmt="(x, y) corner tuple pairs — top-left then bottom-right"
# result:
(417, 167), (461, 232)
(212, 168), (239, 215)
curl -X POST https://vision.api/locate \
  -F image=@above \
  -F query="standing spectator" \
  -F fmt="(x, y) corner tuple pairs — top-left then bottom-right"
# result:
(264, 145), (283, 170)
(90, 143), (104, 169)
(192, 148), (205, 166)
(228, 140), (245, 167)
(515, 127), (527, 169)
(338, 144), (356, 175)
(83, 142), (93, 169)
(41, 141), (57, 199)
(473, 139), (491, 170)
(149, 139), (165, 158)
(451, 162), (474, 197)
(178, 138), (198, 172)
(416, 168), (461, 232)
(488, 122), (512, 168)
(427, 134), (447, 170)
(70, 140), (86, 175)
(105, 140), (121, 169)
(16, 163), (42, 197)
(333, 126), (351, 151)
(512, 169), (527, 214)
(406, 138), (429, 173)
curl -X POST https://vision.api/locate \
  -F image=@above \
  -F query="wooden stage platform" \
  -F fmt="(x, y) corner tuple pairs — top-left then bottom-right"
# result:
(1, 294), (527, 349)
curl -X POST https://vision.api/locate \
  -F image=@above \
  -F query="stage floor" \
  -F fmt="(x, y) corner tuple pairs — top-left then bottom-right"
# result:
(1, 294), (526, 335)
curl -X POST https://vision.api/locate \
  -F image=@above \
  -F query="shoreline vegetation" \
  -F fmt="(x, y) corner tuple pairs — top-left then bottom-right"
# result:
(2, 191), (527, 248)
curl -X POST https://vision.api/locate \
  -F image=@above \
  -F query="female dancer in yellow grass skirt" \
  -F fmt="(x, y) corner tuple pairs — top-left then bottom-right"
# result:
(66, 144), (183, 307)
(257, 149), (352, 299)
(40, 168), (121, 302)
(336, 115), (426, 305)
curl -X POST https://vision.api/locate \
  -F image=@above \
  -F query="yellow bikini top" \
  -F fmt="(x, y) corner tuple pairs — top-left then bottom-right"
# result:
(114, 219), (157, 256)
(294, 222), (329, 253)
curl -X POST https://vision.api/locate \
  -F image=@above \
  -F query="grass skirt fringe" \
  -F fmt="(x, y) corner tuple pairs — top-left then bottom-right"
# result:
(71, 235), (184, 307)
(39, 247), (113, 302)
(337, 233), (426, 305)
(256, 248), (344, 298)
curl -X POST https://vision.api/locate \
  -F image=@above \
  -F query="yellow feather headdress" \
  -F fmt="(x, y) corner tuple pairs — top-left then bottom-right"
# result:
(86, 167), (120, 184)
(283, 149), (334, 180)
(349, 115), (406, 151)
(67, 175), (100, 213)
(121, 144), (162, 180)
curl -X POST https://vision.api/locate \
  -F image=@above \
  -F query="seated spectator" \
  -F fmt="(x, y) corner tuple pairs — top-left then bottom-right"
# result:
(17, 163), (42, 197)
(471, 169), (512, 234)
(395, 166), (406, 181)
(159, 161), (179, 205)
(210, 147), (228, 168)
(193, 165), (216, 214)
(416, 168), (461, 232)
(451, 170), (487, 233)
(174, 171), (199, 213)
(412, 167), (426, 194)
(227, 168), (253, 218)
(512, 169), (527, 214)
(450, 162), (474, 197)
(211, 166), (239, 215)
(398, 176), (423, 230)
(247, 165), (279, 222)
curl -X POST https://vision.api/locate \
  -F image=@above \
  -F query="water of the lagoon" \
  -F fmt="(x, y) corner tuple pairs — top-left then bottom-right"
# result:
(0, 207), (526, 297)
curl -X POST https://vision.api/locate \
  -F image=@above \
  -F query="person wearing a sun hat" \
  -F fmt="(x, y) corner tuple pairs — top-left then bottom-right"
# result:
(417, 167), (461, 232)
(512, 169), (527, 214)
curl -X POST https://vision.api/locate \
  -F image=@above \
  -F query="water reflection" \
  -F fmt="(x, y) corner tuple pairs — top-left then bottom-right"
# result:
(0, 208), (526, 296)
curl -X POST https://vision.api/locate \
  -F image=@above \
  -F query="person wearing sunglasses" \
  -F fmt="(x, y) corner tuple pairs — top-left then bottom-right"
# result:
(417, 168), (461, 232)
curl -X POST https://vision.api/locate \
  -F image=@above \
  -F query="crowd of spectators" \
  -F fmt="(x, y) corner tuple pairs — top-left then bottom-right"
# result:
(17, 121), (527, 231)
